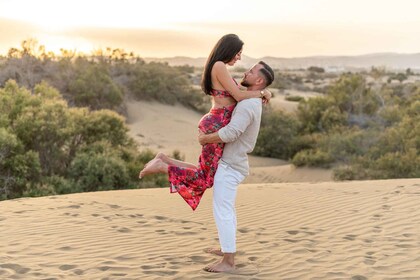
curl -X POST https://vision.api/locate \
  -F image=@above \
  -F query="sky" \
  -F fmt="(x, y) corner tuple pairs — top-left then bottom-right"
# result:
(1, 0), (420, 58)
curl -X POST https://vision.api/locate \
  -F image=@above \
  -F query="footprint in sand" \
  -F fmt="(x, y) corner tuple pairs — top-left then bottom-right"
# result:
(238, 228), (250, 233)
(364, 255), (376, 265)
(129, 214), (143, 218)
(292, 249), (309, 254)
(110, 273), (127, 277)
(395, 243), (414, 248)
(284, 238), (300, 243)
(351, 275), (368, 280)
(382, 205), (392, 210)
(141, 264), (165, 270)
(73, 269), (84, 275)
(372, 214), (382, 221)
(58, 246), (73, 251)
(108, 204), (121, 209)
(343, 234), (357, 241)
(117, 227), (131, 233)
(59, 264), (77, 271)
(286, 230), (299, 235)
(372, 226), (382, 233)
(0, 263), (31, 274)
(189, 255), (208, 263)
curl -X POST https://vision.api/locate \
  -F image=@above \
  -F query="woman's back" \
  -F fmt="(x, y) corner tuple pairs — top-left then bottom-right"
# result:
(210, 65), (237, 108)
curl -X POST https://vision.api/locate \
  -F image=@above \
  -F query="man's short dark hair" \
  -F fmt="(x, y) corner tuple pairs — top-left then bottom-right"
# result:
(258, 61), (274, 87)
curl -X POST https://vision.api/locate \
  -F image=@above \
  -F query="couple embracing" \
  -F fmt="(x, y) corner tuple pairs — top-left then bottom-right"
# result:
(139, 34), (274, 273)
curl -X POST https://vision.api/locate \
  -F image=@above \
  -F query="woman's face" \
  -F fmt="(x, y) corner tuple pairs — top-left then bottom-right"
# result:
(227, 49), (242, 66)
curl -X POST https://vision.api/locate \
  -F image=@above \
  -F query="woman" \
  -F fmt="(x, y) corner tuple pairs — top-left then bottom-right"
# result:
(139, 34), (271, 210)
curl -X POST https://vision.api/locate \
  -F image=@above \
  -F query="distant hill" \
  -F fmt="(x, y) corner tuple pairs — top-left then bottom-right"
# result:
(144, 53), (420, 71)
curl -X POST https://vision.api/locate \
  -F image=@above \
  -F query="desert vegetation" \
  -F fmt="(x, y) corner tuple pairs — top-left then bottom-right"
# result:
(1, 40), (418, 200)
(255, 70), (420, 180)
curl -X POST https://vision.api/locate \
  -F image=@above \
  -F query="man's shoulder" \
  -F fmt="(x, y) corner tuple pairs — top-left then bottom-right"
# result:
(237, 98), (262, 107)
(236, 98), (262, 114)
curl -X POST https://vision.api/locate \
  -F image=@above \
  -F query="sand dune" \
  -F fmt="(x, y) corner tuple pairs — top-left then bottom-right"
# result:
(1, 179), (419, 279)
(126, 99), (332, 184)
(2, 88), (417, 280)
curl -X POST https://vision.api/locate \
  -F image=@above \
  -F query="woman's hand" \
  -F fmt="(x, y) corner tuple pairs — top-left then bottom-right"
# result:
(262, 89), (272, 104)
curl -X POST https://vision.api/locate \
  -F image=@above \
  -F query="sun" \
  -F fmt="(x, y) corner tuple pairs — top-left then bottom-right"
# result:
(35, 34), (94, 55)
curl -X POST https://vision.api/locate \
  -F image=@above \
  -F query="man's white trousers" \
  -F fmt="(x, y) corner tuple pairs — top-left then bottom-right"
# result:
(212, 162), (245, 253)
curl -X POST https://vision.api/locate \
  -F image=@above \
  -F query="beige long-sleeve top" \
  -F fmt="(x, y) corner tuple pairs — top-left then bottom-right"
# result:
(218, 98), (263, 176)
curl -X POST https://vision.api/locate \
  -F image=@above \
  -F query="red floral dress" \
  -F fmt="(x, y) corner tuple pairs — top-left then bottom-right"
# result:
(168, 88), (236, 211)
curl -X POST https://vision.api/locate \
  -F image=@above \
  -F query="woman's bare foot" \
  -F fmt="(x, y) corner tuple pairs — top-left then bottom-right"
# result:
(155, 152), (171, 164)
(142, 153), (168, 171)
(203, 248), (223, 256)
(139, 158), (168, 179)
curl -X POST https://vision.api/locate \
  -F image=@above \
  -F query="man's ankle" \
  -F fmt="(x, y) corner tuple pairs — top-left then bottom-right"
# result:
(223, 253), (235, 266)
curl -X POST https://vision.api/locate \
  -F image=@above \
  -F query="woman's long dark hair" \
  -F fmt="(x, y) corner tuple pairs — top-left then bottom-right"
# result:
(201, 34), (244, 95)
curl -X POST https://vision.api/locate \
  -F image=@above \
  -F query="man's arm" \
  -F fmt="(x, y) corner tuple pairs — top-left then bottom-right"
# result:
(198, 99), (259, 145)
(198, 130), (222, 145)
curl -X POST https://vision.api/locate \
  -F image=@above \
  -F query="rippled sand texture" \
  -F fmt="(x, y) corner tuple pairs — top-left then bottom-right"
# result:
(1, 178), (419, 279)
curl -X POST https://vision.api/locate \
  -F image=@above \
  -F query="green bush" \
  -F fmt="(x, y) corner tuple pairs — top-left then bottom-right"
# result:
(23, 182), (56, 198)
(253, 109), (301, 159)
(292, 149), (334, 167)
(69, 149), (131, 192)
(0, 127), (42, 199)
(68, 62), (123, 110)
(285, 95), (304, 102)
(333, 165), (366, 180)
(0, 80), (175, 200)
(297, 97), (334, 133)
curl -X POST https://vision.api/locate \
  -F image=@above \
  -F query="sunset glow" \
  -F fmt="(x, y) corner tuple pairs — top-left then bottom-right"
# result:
(1, 0), (420, 58)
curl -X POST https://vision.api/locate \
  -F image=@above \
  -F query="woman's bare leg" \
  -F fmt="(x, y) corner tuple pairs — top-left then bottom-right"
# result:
(155, 152), (197, 169)
(139, 152), (198, 179)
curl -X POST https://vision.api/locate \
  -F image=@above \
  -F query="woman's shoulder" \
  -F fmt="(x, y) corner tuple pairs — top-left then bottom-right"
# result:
(213, 61), (226, 70)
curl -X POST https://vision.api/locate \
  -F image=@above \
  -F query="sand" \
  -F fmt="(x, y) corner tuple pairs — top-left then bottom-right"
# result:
(2, 99), (418, 279)
(1, 179), (419, 279)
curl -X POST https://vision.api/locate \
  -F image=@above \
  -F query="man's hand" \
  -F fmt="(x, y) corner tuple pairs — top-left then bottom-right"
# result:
(198, 130), (224, 145)
(198, 130), (207, 145)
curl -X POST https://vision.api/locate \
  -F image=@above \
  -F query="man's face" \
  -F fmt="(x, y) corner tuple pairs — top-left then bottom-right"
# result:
(240, 64), (264, 87)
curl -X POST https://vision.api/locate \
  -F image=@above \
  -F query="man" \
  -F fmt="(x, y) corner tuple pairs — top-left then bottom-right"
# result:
(199, 61), (274, 273)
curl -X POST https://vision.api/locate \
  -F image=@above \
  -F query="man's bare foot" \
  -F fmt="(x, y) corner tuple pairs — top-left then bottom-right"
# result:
(139, 158), (167, 178)
(203, 248), (223, 256)
(203, 260), (235, 273)
(204, 253), (235, 273)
